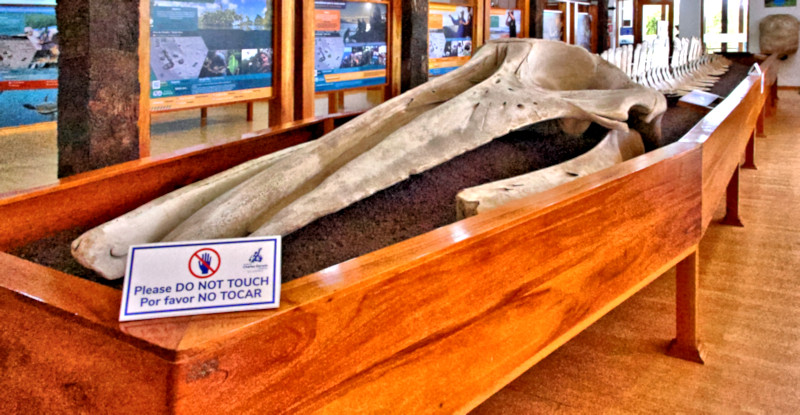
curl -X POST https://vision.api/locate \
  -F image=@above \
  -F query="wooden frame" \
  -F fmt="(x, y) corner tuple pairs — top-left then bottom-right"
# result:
(301, 0), (401, 116)
(0, 54), (778, 413)
(428, 0), (484, 77)
(633, 0), (674, 46)
(141, 0), (295, 151)
(483, 0), (530, 44)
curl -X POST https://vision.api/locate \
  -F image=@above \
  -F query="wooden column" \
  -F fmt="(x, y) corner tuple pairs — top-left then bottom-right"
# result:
(56, 0), (141, 178)
(666, 247), (705, 364)
(296, 0), (315, 120)
(528, 0), (546, 38)
(721, 165), (744, 227)
(596, 0), (609, 52)
(387, 0), (403, 98)
(270, 0), (296, 126)
(401, 0), (429, 92)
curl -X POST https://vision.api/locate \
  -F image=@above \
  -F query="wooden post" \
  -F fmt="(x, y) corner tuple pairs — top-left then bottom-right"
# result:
(138, 0), (151, 158)
(743, 130), (757, 170)
(666, 247), (706, 364)
(200, 107), (208, 127)
(270, 0), (296, 126)
(401, 0), (429, 92)
(756, 105), (766, 137)
(296, 0), (315, 120)
(56, 0), (141, 177)
(596, 0), (608, 52)
(387, 0), (403, 98)
(721, 164), (744, 227)
(528, 0), (546, 38)
(247, 102), (255, 122)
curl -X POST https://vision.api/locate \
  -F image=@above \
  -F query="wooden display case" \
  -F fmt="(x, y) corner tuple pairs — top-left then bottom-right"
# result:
(0, 54), (778, 413)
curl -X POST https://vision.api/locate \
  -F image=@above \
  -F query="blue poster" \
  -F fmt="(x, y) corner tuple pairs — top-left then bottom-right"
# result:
(149, 0), (274, 111)
(314, 1), (387, 92)
(0, 4), (58, 128)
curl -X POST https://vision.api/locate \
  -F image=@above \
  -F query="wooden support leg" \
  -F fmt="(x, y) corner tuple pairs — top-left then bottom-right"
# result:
(666, 248), (706, 364)
(757, 107), (766, 137)
(721, 165), (744, 227)
(247, 102), (255, 122)
(743, 130), (757, 170)
(200, 107), (208, 127)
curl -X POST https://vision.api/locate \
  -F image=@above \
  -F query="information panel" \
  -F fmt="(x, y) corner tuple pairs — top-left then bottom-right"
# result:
(314, 0), (388, 92)
(428, 3), (472, 77)
(149, 0), (274, 112)
(0, 3), (58, 128)
(488, 8), (521, 40)
(543, 10), (563, 41)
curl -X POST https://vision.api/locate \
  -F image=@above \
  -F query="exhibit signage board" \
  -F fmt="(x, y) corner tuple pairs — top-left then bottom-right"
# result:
(314, 0), (388, 92)
(428, 3), (473, 77)
(119, 237), (282, 321)
(0, 1), (58, 128)
(148, 0), (274, 112)
(543, 9), (563, 41)
(488, 8), (521, 40)
(575, 12), (592, 50)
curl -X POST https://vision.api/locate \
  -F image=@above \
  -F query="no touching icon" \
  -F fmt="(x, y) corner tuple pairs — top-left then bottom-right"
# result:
(188, 248), (221, 278)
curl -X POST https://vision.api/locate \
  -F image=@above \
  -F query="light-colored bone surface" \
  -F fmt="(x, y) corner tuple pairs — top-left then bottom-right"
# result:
(455, 129), (644, 218)
(73, 39), (666, 280)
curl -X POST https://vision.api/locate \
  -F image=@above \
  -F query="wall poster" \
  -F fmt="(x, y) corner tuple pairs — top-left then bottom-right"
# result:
(543, 10), (563, 41)
(428, 3), (473, 76)
(149, 0), (274, 112)
(575, 12), (592, 50)
(489, 8), (521, 40)
(314, 0), (388, 92)
(0, 1), (58, 128)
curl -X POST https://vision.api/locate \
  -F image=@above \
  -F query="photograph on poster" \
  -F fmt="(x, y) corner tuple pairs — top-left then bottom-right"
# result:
(0, 3), (58, 128)
(489, 8), (521, 40)
(765, 0), (797, 7)
(575, 12), (592, 50)
(314, 0), (388, 91)
(429, 4), (473, 76)
(149, 0), (274, 110)
(543, 10), (563, 41)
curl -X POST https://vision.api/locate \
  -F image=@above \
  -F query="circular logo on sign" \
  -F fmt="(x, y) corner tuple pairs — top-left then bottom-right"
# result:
(188, 248), (221, 279)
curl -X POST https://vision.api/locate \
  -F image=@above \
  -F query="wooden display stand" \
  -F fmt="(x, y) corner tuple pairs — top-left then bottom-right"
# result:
(0, 55), (778, 413)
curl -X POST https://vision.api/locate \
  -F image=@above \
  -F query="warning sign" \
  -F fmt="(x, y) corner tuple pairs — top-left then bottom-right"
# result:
(119, 237), (281, 322)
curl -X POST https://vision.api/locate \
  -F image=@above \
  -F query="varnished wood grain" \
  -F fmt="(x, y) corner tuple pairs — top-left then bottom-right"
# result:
(387, 0), (402, 98)
(297, 0), (315, 119)
(268, 0), (295, 126)
(679, 73), (769, 231)
(0, 59), (778, 413)
(472, 89), (800, 415)
(138, 0), (151, 158)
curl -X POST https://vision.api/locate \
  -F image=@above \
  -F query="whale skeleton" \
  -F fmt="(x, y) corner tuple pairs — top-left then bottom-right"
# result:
(601, 36), (730, 96)
(72, 39), (666, 280)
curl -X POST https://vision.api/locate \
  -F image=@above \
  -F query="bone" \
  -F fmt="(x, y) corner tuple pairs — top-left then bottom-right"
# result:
(455, 129), (644, 218)
(70, 141), (314, 279)
(74, 39), (666, 280)
(601, 36), (730, 96)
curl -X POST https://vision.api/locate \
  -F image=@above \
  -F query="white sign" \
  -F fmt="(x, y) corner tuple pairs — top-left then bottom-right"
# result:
(119, 237), (281, 322)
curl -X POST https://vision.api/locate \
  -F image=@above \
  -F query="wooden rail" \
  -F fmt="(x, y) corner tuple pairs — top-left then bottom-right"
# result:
(0, 54), (778, 413)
